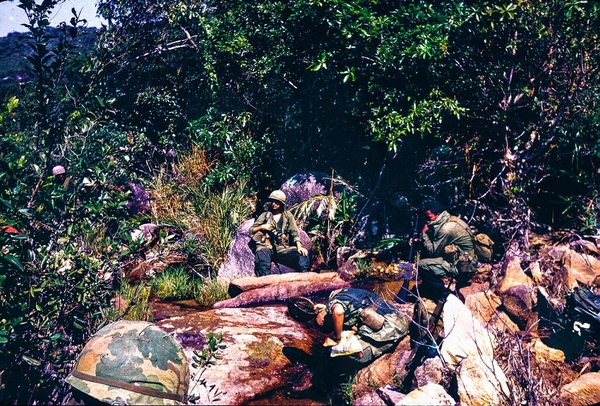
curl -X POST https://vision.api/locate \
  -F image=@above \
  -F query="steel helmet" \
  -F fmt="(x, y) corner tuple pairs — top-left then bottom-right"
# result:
(65, 320), (189, 405)
(288, 296), (317, 322)
(268, 190), (286, 205)
(52, 165), (66, 176)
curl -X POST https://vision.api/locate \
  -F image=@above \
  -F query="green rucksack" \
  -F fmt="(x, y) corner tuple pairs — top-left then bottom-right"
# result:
(473, 233), (494, 262)
(447, 215), (495, 263)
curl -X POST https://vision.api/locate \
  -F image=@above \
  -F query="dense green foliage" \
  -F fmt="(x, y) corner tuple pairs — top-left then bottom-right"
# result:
(1, 0), (600, 403)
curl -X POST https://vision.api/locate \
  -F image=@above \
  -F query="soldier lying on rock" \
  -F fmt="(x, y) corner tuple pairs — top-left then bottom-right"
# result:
(288, 288), (409, 398)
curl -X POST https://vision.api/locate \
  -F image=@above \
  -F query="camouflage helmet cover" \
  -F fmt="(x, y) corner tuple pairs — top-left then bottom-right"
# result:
(268, 190), (286, 205)
(65, 320), (189, 405)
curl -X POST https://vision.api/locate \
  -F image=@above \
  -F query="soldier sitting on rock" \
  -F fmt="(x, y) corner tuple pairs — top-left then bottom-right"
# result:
(250, 190), (310, 276)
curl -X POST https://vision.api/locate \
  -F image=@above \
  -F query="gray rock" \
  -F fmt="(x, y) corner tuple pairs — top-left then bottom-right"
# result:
(125, 183), (151, 215)
(280, 171), (338, 207)
(376, 384), (406, 406)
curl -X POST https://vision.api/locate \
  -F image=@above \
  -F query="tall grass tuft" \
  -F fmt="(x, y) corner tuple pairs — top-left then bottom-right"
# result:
(151, 266), (230, 306)
(187, 184), (254, 274)
(149, 147), (254, 275)
(152, 266), (196, 300)
(116, 279), (153, 321)
(194, 277), (230, 307)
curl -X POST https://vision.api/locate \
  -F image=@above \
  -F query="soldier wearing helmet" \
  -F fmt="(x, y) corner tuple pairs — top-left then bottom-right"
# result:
(250, 190), (310, 276)
(65, 320), (190, 405)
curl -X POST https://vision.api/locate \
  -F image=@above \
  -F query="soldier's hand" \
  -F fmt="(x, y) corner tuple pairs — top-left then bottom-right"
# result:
(263, 223), (273, 231)
(297, 246), (308, 256)
(408, 237), (420, 246)
(322, 337), (339, 347)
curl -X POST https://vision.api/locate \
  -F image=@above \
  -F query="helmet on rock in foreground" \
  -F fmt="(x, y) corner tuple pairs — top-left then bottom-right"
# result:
(65, 320), (189, 405)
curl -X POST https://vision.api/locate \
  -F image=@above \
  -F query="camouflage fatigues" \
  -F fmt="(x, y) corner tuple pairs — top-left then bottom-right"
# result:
(65, 320), (189, 405)
(251, 210), (310, 276)
(325, 288), (409, 364)
(418, 211), (477, 300)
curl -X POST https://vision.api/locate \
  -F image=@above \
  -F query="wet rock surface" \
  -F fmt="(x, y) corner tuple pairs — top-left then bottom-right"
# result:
(156, 304), (327, 405)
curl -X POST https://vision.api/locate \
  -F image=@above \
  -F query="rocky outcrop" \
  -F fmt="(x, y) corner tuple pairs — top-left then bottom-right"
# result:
(396, 383), (455, 405)
(280, 171), (338, 208)
(440, 294), (497, 370)
(151, 234), (600, 406)
(456, 355), (510, 406)
(497, 255), (538, 332)
(352, 335), (412, 398)
(464, 290), (519, 333)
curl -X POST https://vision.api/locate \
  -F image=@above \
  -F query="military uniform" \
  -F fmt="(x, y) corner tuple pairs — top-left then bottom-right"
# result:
(418, 210), (477, 300)
(325, 288), (409, 364)
(251, 209), (310, 276)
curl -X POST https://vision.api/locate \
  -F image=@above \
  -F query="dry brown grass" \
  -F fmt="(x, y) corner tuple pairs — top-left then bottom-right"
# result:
(173, 145), (212, 192)
(493, 330), (578, 406)
(147, 146), (253, 273)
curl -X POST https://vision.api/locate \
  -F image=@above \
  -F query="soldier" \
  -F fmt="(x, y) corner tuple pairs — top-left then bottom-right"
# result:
(416, 200), (477, 301)
(287, 289), (409, 398)
(65, 320), (189, 405)
(314, 288), (409, 364)
(250, 190), (310, 276)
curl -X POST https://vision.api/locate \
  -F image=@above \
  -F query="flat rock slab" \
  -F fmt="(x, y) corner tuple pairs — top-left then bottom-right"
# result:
(215, 272), (350, 308)
(157, 304), (324, 405)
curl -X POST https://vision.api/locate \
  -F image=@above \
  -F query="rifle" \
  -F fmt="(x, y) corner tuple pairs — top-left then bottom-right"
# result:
(396, 286), (450, 390)
(395, 212), (419, 303)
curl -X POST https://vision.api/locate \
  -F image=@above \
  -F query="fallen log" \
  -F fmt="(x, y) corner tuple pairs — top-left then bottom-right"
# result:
(214, 278), (350, 309)
(228, 271), (343, 297)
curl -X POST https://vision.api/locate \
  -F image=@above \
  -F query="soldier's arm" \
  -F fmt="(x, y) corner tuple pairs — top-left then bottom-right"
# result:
(251, 213), (271, 234)
(331, 303), (345, 341)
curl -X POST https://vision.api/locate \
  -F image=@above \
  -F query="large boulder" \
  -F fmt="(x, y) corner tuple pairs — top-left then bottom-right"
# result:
(218, 219), (312, 280)
(352, 335), (412, 399)
(397, 383), (456, 405)
(562, 249), (600, 287)
(157, 305), (323, 405)
(456, 355), (510, 406)
(559, 372), (600, 406)
(464, 291), (519, 334)
(440, 295), (497, 370)
(497, 255), (538, 331)
(280, 171), (348, 208)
